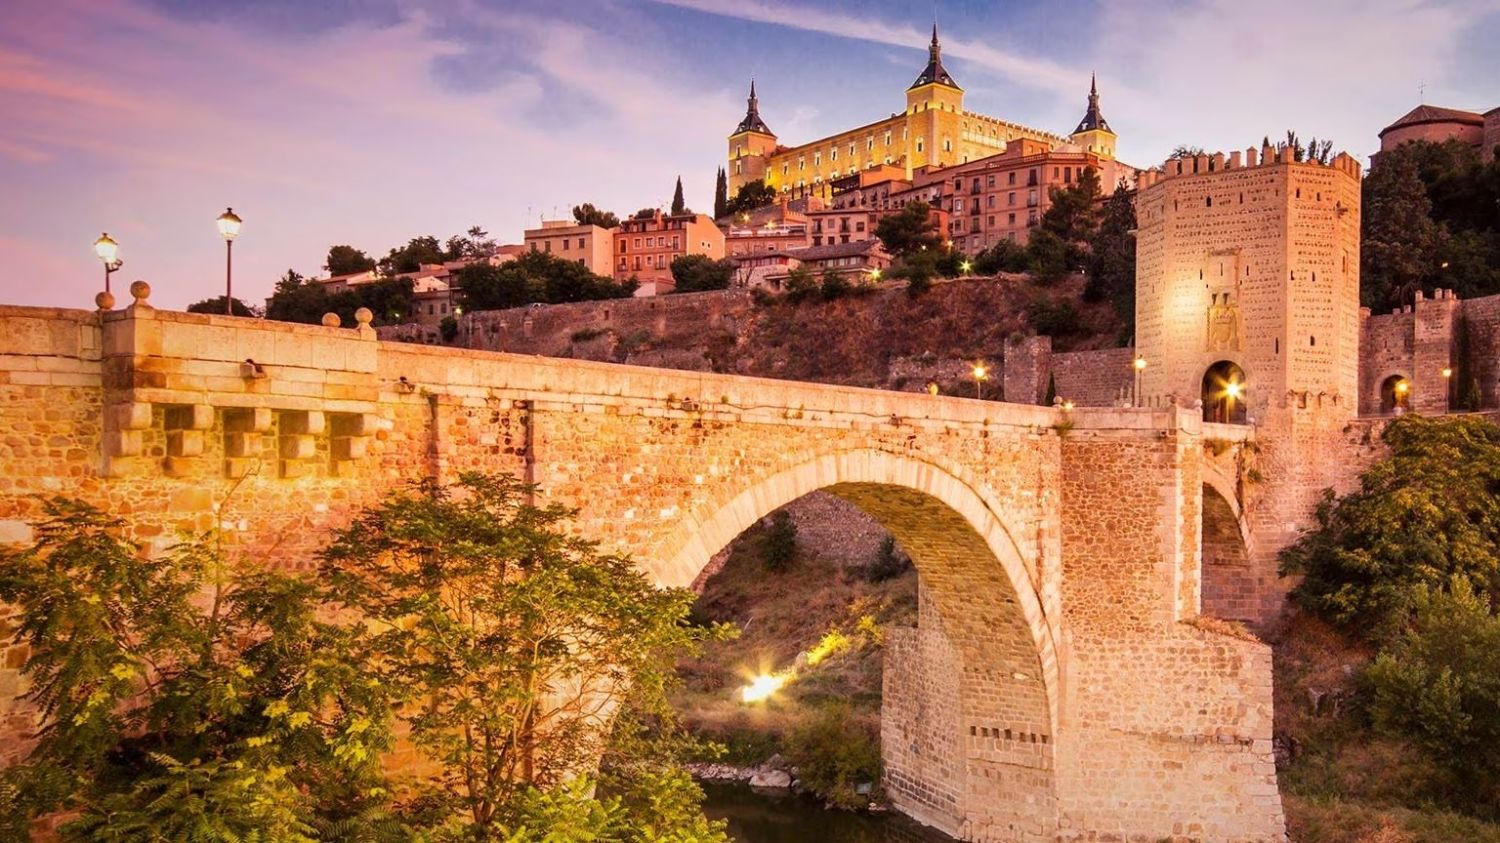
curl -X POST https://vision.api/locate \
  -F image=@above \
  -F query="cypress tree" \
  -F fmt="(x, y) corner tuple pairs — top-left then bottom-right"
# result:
(714, 168), (728, 219)
(671, 176), (686, 215)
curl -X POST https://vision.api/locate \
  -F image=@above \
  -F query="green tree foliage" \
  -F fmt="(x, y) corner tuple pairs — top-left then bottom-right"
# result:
(265, 271), (415, 327)
(972, 239), (1029, 275)
(186, 295), (260, 317)
(379, 235), (446, 274)
(572, 203), (621, 229)
(445, 225), (497, 261)
(325, 244), (377, 275)
(785, 702), (881, 809)
(457, 251), (635, 311)
(713, 168), (728, 219)
(818, 268), (852, 301)
(1363, 152), (1444, 310)
(762, 510), (797, 572)
(875, 200), (943, 258)
(670, 254), (734, 293)
(0, 499), (395, 841)
(866, 536), (911, 583)
(1363, 578), (1500, 809)
(1026, 166), (1101, 283)
(1363, 140), (1500, 309)
(439, 315), (458, 343)
(782, 264), (819, 303)
(1280, 415), (1500, 639)
(319, 473), (725, 838)
(1085, 183), (1139, 329)
(724, 181), (777, 216)
(671, 176), (687, 215)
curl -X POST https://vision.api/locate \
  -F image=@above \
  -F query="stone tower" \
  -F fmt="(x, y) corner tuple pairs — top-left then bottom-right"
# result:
(903, 24), (964, 171)
(727, 80), (778, 197)
(1134, 146), (1363, 623)
(1069, 74), (1116, 160)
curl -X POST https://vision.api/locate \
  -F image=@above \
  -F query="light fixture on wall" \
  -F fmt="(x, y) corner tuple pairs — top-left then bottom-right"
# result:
(94, 233), (123, 294)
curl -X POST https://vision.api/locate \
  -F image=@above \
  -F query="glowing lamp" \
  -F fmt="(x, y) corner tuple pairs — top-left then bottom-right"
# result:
(741, 673), (785, 704)
(1394, 380), (1409, 394)
(1441, 367), (1452, 379)
(1133, 356), (1147, 371)
(1224, 381), (1243, 399)
(960, 260), (972, 273)
(93, 232), (119, 264)
(216, 207), (243, 241)
(1062, 400), (1075, 411)
(869, 269), (882, 281)
(972, 363), (988, 381)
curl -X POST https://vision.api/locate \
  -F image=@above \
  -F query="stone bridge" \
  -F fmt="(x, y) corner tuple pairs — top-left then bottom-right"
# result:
(0, 288), (1283, 842)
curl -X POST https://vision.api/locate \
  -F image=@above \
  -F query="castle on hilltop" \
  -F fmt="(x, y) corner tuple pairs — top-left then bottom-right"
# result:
(726, 25), (1113, 202)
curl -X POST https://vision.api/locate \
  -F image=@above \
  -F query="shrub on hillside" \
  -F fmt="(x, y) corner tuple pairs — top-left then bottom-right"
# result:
(762, 510), (797, 573)
(1363, 578), (1500, 811)
(1027, 298), (1081, 336)
(819, 270), (852, 301)
(1279, 415), (1500, 639)
(785, 702), (880, 809)
(866, 536), (912, 583)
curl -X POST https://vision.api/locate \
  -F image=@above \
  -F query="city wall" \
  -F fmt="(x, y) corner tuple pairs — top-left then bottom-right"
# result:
(0, 294), (1285, 841)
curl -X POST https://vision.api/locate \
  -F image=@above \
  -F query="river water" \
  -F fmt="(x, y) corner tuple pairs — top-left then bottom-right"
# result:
(700, 782), (958, 843)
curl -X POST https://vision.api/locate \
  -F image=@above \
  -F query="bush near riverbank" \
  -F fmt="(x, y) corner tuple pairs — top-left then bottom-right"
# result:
(674, 514), (916, 809)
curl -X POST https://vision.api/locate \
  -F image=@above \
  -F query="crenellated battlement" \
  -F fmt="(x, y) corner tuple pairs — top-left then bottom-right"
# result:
(1135, 143), (1362, 190)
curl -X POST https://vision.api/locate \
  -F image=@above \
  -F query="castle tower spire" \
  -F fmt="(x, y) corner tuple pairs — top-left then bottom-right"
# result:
(910, 20), (960, 90)
(1069, 72), (1116, 159)
(734, 78), (773, 136)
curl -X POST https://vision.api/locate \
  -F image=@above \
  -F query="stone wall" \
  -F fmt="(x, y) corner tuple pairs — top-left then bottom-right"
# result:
(1049, 347), (1135, 407)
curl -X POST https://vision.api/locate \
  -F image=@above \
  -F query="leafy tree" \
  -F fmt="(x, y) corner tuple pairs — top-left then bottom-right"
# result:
(319, 473), (726, 838)
(325, 244), (377, 275)
(573, 203), (620, 229)
(186, 295), (259, 317)
(439, 314), (458, 343)
(1168, 145), (1206, 160)
(1025, 166), (1101, 284)
(762, 510), (797, 572)
(1280, 415), (1500, 639)
(724, 181), (777, 216)
(266, 274), (414, 327)
(1363, 578), (1500, 808)
(458, 251), (635, 311)
(671, 176), (686, 215)
(1363, 151), (1445, 310)
(713, 168), (728, 220)
(670, 254), (734, 293)
(818, 268), (851, 301)
(973, 239), (1029, 275)
(1025, 228), (1071, 283)
(782, 264), (818, 303)
(784, 702), (880, 809)
(866, 536), (911, 583)
(380, 235), (445, 274)
(875, 201), (943, 258)
(445, 225), (497, 261)
(1085, 183), (1139, 328)
(0, 499), (396, 841)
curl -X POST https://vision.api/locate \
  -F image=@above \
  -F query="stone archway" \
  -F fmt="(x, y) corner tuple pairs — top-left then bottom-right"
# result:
(1200, 481), (1253, 622)
(651, 450), (1059, 841)
(1202, 360), (1248, 424)
(1380, 373), (1411, 415)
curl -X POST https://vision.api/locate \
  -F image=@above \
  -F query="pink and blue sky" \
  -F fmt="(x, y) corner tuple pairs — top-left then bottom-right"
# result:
(2, 0), (1497, 310)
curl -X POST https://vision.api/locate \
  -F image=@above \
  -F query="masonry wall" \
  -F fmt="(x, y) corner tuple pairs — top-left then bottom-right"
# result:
(1056, 408), (1284, 841)
(1359, 290), (1500, 415)
(1049, 347), (1135, 407)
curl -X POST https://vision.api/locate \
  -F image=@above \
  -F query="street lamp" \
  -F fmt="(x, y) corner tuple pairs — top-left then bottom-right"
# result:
(972, 362), (988, 400)
(93, 233), (123, 294)
(869, 268), (882, 283)
(216, 207), (242, 315)
(960, 260), (972, 275)
(1132, 356), (1147, 408)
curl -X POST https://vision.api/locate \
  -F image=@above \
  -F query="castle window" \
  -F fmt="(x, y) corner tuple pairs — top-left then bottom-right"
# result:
(944, 138), (952, 152)
(1310, 335), (1316, 346)
(916, 138), (924, 153)
(1274, 338), (1279, 354)
(1206, 196), (1213, 207)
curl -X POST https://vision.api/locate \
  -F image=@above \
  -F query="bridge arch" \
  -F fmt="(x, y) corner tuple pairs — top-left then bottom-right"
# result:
(650, 448), (1061, 838)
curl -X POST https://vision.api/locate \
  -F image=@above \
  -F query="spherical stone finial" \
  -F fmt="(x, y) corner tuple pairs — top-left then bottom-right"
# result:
(354, 307), (373, 327)
(95, 290), (116, 311)
(129, 280), (151, 305)
(321, 312), (342, 328)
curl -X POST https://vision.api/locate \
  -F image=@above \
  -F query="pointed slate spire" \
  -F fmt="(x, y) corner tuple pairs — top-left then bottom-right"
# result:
(909, 21), (960, 90)
(734, 78), (773, 135)
(1073, 72), (1112, 134)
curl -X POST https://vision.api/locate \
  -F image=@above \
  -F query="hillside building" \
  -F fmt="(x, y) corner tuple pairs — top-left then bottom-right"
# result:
(523, 220), (615, 276)
(613, 210), (726, 296)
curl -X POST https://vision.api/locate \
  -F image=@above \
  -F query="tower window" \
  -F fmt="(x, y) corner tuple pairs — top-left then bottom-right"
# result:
(1310, 335), (1316, 346)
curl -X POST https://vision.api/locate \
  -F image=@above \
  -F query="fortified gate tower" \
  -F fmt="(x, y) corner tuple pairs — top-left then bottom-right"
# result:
(1134, 144), (1363, 622)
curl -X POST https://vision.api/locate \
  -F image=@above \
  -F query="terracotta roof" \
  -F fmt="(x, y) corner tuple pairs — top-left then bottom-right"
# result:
(786, 240), (885, 261)
(1379, 104), (1484, 136)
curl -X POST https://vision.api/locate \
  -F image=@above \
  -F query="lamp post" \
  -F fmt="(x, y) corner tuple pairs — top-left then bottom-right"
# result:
(1133, 356), (1147, 408)
(972, 362), (988, 400)
(93, 233), (123, 294)
(960, 260), (972, 276)
(216, 207), (242, 315)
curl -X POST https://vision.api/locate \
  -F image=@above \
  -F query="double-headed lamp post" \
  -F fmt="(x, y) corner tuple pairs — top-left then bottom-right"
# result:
(1133, 355), (1148, 408)
(93, 233), (123, 294)
(216, 207), (242, 315)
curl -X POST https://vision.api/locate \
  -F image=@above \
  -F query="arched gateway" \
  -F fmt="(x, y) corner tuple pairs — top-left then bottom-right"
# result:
(0, 299), (1286, 842)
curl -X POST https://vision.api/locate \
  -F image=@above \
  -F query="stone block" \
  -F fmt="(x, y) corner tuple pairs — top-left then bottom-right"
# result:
(114, 402), (153, 431)
(280, 434), (315, 460)
(224, 431), (260, 458)
(166, 429), (204, 457)
(332, 436), (367, 461)
(106, 429), (142, 457)
(225, 407), (272, 433)
(281, 410), (325, 436)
